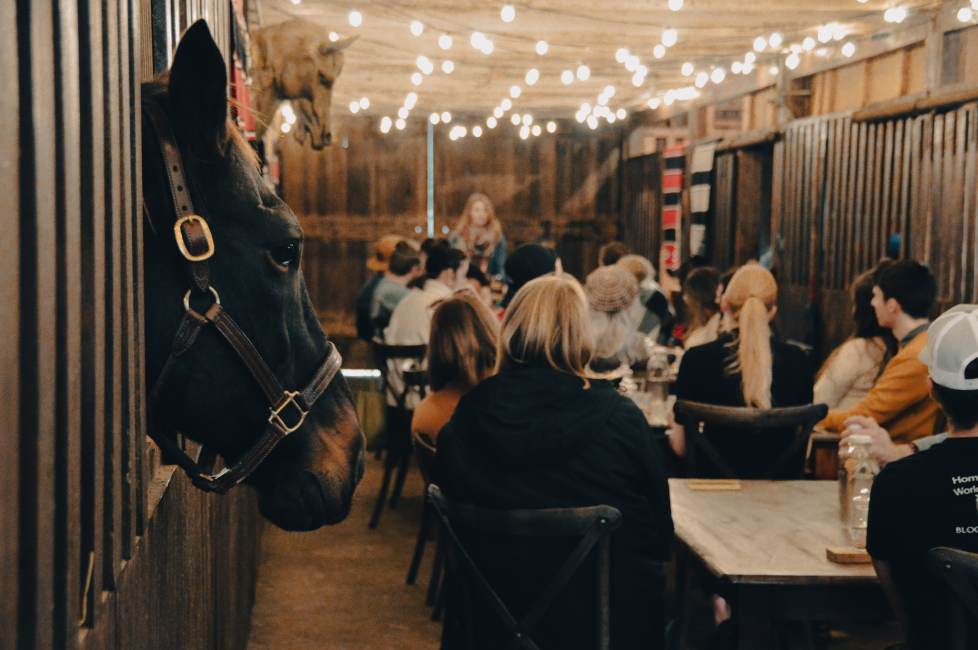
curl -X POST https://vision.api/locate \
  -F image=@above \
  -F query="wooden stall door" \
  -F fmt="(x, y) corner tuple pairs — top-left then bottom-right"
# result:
(1, 2), (261, 649)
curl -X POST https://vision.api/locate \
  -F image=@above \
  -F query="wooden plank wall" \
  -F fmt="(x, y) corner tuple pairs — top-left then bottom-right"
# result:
(2, 1), (261, 649)
(280, 116), (624, 336)
(712, 144), (773, 271)
(770, 105), (978, 357)
(621, 153), (662, 264)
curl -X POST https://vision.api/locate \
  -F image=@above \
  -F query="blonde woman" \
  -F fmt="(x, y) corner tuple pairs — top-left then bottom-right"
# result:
(411, 292), (498, 444)
(670, 264), (814, 476)
(434, 274), (673, 650)
(449, 192), (507, 277)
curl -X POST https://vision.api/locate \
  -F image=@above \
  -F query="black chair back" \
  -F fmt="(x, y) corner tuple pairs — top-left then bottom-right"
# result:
(674, 400), (828, 479)
(372, 343), (427, 409)
(928, 547), (978, 650)
(427, 484), (622, 650)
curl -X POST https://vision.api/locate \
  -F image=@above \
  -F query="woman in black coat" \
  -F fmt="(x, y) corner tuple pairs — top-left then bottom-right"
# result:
(435, 273), (674, 650)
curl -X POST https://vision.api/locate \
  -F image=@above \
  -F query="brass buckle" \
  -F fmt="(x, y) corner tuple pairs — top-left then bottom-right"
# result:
(174, 214), (215, 262)
(268, 390), (308, 435)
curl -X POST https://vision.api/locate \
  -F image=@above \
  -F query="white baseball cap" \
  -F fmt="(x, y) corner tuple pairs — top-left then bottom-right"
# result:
(918, 305), (978, 390)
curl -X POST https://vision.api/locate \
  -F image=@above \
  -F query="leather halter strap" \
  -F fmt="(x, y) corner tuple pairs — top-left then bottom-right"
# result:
(143, 96), (343, 494)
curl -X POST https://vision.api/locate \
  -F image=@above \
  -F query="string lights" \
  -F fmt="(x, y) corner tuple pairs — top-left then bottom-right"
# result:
(352, 1), (938, 137)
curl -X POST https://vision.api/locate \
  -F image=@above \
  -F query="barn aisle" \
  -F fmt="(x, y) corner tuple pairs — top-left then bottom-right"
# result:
(248, 456), (441, 650)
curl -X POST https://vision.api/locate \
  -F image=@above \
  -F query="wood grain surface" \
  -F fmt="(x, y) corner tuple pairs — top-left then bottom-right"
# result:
(670, 479), (879, 585)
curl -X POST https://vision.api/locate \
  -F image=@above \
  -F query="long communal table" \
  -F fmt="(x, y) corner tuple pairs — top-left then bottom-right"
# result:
(669, 479), (892, 649)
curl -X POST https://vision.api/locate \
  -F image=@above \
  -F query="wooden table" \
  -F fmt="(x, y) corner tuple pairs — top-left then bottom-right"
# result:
(670, 479), (891, 649)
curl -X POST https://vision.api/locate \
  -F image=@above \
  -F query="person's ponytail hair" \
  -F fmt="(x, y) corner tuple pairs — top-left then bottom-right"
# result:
(723, 265), (778, 408)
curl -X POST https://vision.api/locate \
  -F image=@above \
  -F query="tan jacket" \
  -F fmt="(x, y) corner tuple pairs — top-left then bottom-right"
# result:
(819, 330), (939, 443)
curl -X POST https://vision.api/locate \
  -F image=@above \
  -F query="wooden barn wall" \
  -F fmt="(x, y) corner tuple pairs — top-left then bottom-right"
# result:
(771, 106), (978, 358)
(280, 116), (624, 336)
(2, 2), (260, 649)
(711, 145), (773, 271)
(621, 154), (662, 264)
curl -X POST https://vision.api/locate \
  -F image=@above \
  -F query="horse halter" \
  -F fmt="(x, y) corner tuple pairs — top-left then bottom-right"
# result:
(142, 97), (342, 494)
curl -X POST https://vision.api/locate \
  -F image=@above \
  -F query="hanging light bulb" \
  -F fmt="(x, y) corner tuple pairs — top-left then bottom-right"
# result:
(501, 98), (513, 110)
(500, 5), (516, 23)
(576, 64), (590, 81)
(653, 44), (666, 59)
(648, 97), (661, 109)
(681, 62), (694, 76)
(470, 32), (487, 49)
(632, 71), (646, 87)
(441, 111), (452, 123)
(395, 118), (406, 130)
(442, 60), (455, 74)
(429, 113), (440, 125)
(768, 65), (779, 75)
(817, 24), (833, 43)
(668, 0), (684, 10)
(410, 20), (424, 37)
(884, 6), (907, 23)
(348, 10), (363, 27)
(616, 48), (630, 63)
(493, 106), (504, 118)
(625, 55), (640, 72)
(480, 39), (495, 55)
(525, 69), (540, 86)
(473, 126), (483, 137)
(329, 32), (339, 42)
(522, 113), (533, 126)
(531, 124), (542, 136)
(359, 97), (370, 110)
(732, 61), (744, 74)
(411, 72), (423, 86)
(802, 37), (816, 51)
(694, 71), (709, 88)
(349, 100), (360, 114)
(586, 115), (598, 130)
(546, 120), (557, 133)
(398, 107), (409, 119)
(416, 55), (434, 75)
(511, 114), (521, 126)
(744, 51), (756, 64)
(616, 108), (627, 120)
(711, 67), (726, 84)
(380, 117), (392, 133)
(519, 125), (530, 139)
(785, 52), (801, 70)
(536, 40), (549, 55)
(510, 85), (522, 98)
(958, 7), (974, 22)
(487, 116), (498, 128)
(438, 34), (453, 50)
(561, 70), (574, 85)
(753, 35), (767, 52)
(769, 32), (783, 48)
(842, 41), (856, 57)
(662, 28), (678, 47)
(580, 102), (592, 115)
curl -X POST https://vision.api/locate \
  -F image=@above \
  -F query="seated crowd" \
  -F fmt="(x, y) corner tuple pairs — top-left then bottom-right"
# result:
(353, 230), (977, 650)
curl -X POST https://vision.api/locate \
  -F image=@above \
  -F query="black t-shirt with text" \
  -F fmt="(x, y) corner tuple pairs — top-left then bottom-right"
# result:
(867, 437), (978, 649)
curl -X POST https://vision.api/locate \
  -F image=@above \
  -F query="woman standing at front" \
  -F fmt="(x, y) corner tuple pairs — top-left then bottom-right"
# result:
(435, 274), (673, 650)
(450, 192), (507, 278)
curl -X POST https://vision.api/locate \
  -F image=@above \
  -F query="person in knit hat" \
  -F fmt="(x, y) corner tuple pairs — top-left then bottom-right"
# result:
(585, 265), (646, 373)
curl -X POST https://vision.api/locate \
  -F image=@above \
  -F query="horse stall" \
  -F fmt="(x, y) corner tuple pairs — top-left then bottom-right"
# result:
(2, 1), (261, 649)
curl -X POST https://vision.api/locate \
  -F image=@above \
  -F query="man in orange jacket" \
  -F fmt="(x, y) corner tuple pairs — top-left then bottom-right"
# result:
(819, 260), (939, 442)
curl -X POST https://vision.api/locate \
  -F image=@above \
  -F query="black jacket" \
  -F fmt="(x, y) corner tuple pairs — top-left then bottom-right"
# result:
(435, 365), (673, 650)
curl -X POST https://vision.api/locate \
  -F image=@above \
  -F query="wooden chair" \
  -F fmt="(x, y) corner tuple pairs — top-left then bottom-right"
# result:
(427, 484), (622, 650)
(406, 433), (437, 585)
(674, 400), (828, 479)
(368, 343), (427, 529)
(928, 547), (978, 650)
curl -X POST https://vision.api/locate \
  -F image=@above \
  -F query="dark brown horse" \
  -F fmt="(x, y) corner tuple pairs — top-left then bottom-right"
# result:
(141, 21), (363, 531)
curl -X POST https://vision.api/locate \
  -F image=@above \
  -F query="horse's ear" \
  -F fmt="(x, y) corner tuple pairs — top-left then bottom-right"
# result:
(319, 35), (358, 55)
(168, 20), (228, 145)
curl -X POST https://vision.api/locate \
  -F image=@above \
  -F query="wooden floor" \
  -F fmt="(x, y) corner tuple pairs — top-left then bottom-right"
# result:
(247, 454), (901, 650)
(248, 454), (442, 650)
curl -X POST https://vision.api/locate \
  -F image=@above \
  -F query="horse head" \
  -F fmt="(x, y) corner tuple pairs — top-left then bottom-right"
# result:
(141, 20), (364, 531)
(250, 19), (357, 149)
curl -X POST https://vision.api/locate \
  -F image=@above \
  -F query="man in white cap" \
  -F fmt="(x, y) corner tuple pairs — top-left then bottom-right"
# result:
(865, 304), (978, 649)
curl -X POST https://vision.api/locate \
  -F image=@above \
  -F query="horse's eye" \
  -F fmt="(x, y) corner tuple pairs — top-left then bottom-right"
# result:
(270, 242), (299, 268)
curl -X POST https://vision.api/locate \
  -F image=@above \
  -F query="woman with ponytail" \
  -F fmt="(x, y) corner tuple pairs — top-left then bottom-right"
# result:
(668, 264), (814, 477)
